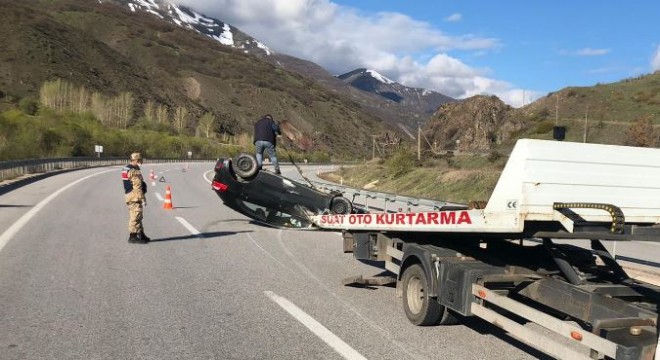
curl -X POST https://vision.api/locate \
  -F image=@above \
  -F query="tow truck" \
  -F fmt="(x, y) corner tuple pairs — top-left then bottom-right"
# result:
(212, 139), (659, 360)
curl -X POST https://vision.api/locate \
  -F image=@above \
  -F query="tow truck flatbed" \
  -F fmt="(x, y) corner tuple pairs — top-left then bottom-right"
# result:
(212, 139), (659, 359)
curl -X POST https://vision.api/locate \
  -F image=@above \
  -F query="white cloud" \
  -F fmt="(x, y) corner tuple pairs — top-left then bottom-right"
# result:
(445, 13), (462, 22)
(561, 48), (611, 56)
(652, 45), (660, 71)
(171, 0), (535, 106)
(577, 48), (611, 56)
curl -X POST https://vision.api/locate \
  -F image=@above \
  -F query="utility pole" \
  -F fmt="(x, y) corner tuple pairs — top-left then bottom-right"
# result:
(583, 106), (589, 143)
(417, 126), (421, 161)
(555, 94), (559, 125)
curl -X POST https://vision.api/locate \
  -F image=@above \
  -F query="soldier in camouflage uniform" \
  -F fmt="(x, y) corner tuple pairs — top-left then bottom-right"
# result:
(121, 152), (150, 244)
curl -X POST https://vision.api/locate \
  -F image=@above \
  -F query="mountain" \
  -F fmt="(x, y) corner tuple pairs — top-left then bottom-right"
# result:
(338, 68), (454, 113)
(106, 0), (450, 137)
(107, 0), (272, 57)
(337, 68), (455, 138)
(97, 1), (660, 151)
(0, 0), (398, 157)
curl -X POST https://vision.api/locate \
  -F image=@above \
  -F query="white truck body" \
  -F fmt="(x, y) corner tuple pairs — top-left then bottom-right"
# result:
(307, 139), (660, 360)
(311, 139), (660, 234)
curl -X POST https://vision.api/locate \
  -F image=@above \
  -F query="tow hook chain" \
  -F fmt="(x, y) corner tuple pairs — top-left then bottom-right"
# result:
(553, 202), (625, 234)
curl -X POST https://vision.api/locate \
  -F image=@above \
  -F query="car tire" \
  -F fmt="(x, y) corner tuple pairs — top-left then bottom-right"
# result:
(330, 196), (352, 215)
(232, 153), (259, 179)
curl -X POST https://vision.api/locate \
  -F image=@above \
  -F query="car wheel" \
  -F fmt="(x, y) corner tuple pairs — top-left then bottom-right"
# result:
(232, 153), (259, 179)
(330, 196), (352, 214)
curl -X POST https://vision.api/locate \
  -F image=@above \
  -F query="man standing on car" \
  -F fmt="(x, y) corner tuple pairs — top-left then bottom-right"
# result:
(121, 152), (150, 244)
(253, 114), (282, 175)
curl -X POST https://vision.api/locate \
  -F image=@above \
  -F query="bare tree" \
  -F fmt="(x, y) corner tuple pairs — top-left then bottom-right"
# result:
(39, 79), (71, 111)
(156, 104), (169, 125)
(39, 80), (57, 109)
(40, 80), (91, 114)
(196, 112), (217, 138)
(57, 79), (72, 111)
(144, 100), (156, 124)
(626, 116), (655, 147)
(115, 92), (134, 129)
(173, 106), (188, 133)
(73, 86), (89, 113)
(91, 92), (111, 126)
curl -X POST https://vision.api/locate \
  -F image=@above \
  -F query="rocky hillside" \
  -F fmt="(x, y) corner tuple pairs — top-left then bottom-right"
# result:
(424, 95), (523, 153)
(424, 72), (660, 153)
(103, 0), (442, 139)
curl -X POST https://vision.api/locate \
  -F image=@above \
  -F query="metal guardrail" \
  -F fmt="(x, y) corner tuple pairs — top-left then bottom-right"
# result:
(0, 157), (214, 182)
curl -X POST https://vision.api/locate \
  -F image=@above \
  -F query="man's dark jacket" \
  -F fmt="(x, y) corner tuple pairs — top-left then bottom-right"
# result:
(253, 116), (281, 146)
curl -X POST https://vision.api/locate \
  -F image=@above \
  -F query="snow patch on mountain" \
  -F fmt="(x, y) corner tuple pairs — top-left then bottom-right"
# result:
(366, 69), (394, 84)
(103, 0), (271, 53)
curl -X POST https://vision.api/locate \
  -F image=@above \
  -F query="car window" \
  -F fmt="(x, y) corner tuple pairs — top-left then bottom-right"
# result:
(235, 199), (312, 229)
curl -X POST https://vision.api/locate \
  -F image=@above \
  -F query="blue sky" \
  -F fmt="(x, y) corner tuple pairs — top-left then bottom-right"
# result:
(179, 0), (660, 107)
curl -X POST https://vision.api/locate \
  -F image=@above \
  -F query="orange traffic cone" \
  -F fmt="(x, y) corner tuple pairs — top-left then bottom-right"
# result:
(163, 185), (173, 210)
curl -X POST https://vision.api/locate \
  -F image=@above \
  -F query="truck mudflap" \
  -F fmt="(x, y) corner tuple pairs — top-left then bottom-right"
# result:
(472, 284), (658, 360)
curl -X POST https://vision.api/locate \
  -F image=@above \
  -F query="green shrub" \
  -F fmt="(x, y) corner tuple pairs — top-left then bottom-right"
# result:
(19, 97), (39, 115)
(488, 151), (502, 162)
(534, 120), (555, 134)
(385, 148), (415, 177)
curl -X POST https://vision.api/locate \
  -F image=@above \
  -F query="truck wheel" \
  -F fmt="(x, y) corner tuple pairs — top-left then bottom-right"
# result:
(330, 196), (352, 215)
(232, 153), (259, 179)
(402, 264), (458, 326)
(402, 264), (441, 326)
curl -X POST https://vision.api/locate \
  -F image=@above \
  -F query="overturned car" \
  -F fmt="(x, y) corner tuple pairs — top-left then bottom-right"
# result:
(211, 153), (355, 228)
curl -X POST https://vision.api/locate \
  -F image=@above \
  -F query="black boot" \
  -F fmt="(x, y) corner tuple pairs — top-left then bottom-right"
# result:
(128, 233), (140, 243)
(140, 231), (151, 243)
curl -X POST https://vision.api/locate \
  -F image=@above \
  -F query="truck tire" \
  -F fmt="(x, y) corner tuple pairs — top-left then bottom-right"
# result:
(232, 153), (259, 180)
(402, 264), (440, 325)
(330, 196), (352, 215)
(402, 264), (458, 326)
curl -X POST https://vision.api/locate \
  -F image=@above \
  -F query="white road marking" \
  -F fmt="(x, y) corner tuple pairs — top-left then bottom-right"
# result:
(264, 291), (367, 360)
(246, 233), (283, 264)
(175, 216), (201, 236)
(203, 170), (213, 184)
(155, 192), (164, 202)
(275, 232), (422, 359)
(0, 169), (115, 253)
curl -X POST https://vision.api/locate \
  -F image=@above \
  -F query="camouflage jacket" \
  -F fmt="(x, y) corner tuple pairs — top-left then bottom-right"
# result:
(121, 164), (147, 203)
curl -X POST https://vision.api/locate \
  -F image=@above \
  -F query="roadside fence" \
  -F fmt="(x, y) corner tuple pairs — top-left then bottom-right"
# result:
(0, 157), (214, 182)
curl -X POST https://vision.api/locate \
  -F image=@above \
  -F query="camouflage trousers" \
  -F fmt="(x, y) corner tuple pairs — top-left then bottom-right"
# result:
(127, 201), (144, 233)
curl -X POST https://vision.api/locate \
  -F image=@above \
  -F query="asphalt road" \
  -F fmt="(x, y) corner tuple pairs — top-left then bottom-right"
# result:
(0, 162), (656, 359)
